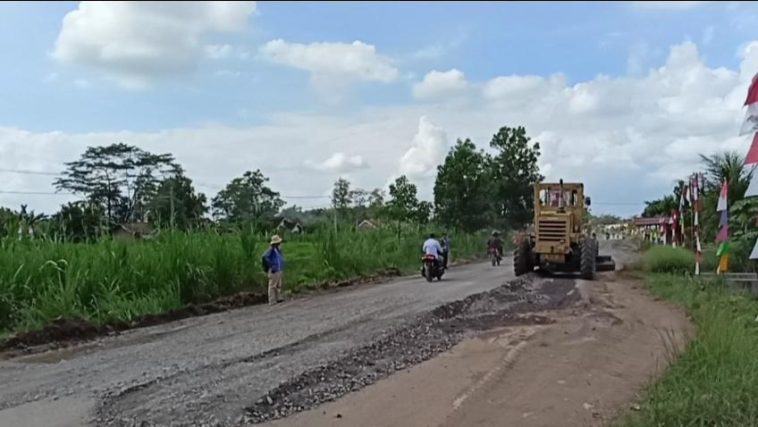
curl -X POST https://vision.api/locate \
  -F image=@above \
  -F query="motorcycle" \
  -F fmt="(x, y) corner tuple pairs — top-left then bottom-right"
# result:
(420, 254), (444, 282)
(489, 247), (502, 266)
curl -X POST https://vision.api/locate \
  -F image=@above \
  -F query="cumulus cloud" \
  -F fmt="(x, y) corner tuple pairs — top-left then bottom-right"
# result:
(397, 116), (449, 180)
(305, 152), (369, 174)
(53, 1), (256, 89)
(6, 39), (758, 217)
(260, 39), (398, 99)
(412, 69), (469, 101)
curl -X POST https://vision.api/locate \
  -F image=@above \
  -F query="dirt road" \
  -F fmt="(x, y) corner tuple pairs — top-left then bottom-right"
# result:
(267, 268), (692, 427)
(0, 257), (517, 427)
(0, 241), (691, 427)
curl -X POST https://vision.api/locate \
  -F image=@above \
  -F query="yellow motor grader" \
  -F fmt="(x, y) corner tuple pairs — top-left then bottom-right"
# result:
(513, 180), (615, 280)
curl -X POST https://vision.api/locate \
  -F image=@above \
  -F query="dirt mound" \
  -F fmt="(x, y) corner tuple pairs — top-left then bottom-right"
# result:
(240, 276), (579, 425)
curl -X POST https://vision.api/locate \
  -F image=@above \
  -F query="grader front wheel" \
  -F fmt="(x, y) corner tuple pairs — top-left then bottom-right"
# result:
(580, 238), (597, 280)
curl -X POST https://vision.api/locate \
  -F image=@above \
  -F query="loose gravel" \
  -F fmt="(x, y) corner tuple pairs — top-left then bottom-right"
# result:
(240, 276), (577, 425)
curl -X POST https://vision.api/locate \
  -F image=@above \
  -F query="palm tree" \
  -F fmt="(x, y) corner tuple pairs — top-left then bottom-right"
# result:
(698, 151), (752, 241)
(699, 151), (750, 199)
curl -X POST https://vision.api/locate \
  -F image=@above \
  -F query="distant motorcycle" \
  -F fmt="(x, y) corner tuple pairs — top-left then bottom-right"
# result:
(489, 247), (502, 266)
(421, 254), (444, 282)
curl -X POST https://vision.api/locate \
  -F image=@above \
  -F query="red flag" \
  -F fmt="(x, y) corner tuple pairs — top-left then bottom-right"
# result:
(746, 133), (758, 165)
(742, 74), (758, 135)
(746, 73), (758, 106)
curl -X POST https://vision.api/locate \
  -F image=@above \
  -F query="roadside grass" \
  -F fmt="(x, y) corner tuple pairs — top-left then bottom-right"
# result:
(644, 245), (694, 275)
(620, 245), (758, 426)
(0, 229), (487, 335)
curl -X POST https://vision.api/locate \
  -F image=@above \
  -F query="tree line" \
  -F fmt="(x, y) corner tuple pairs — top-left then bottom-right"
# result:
(1, 125), (544, 241)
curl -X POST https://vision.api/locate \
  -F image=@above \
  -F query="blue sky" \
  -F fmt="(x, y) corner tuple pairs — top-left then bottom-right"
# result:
(0, 1), (757, 217)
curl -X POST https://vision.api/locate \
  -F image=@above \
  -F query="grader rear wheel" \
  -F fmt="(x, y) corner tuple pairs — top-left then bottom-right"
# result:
(514, 238), (532, 276)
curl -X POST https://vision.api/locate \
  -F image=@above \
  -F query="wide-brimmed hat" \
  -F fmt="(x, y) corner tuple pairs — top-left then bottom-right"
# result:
(270, 235), (283, 245)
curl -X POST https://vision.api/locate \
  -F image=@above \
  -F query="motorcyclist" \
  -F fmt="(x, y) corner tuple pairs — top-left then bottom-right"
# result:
(422, 233), (444, 268)
(440, 233), (450, 269)
(487, 231), (504, 259)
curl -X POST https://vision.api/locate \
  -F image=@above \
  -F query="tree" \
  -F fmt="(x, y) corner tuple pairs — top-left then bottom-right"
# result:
(331, 178), (352, 213)
(699, 151), (751, 241)
(641, 195), (678, 218)
(416, 200), (433, 225)
(489, 126), (543, 230)
(147, 174), (208, 230)
(434, 139), (493, 232)
(50, 201), (106, 242)
(54, 143), (180, 226)
(386, 175), (421, 223)
(367, 188), (385, 219)
(211, 170), (285, 224)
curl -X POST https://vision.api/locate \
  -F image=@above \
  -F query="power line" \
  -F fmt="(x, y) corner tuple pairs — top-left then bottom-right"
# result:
(0, 168), (59, 176)
(0, 190), (73, 196)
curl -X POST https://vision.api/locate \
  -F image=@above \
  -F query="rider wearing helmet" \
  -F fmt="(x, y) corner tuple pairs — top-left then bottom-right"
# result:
(487, 230), (504, 258)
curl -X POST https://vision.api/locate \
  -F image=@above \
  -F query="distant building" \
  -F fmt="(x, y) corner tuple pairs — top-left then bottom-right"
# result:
(356, 219), (378, 230)
(277, 217), (304, 234)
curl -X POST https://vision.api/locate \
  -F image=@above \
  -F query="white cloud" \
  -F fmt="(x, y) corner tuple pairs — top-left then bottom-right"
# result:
(6, 39), (758, 217)
(53, 1), (256, 89)
(412, 69), (470, 101)
(205, 44), (233, 60)
(260, 39), (398, 98)
(305, 152), (368, 174)
(630, 1), (710, 10)
(397, 116), (449, 180)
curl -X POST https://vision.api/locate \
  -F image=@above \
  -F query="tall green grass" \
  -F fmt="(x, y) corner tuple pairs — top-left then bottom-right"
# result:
(621, 274), (758, 426)
(644, 246), (696, 274)
(0, 229), (485, 334)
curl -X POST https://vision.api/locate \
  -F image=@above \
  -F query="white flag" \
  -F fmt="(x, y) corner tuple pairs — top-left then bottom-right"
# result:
(750, 237), (758, 260)
(746, 169), (758, 198)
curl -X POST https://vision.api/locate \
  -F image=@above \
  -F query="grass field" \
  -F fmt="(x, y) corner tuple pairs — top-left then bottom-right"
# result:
(0, 229), (487, 335)
(620, 246), (758, 426)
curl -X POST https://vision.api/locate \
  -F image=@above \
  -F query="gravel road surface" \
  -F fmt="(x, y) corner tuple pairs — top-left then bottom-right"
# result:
(0, 258), (517, 427)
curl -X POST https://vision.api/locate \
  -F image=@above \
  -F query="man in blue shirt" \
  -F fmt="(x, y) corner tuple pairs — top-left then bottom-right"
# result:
(262, 234), (285, 304)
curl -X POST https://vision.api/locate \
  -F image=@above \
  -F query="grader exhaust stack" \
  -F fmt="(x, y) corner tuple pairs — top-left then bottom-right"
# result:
(513, 181), (615, 280)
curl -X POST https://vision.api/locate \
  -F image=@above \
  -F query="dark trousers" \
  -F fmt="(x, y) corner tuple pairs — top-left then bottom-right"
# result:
(442, 250), (449, 268)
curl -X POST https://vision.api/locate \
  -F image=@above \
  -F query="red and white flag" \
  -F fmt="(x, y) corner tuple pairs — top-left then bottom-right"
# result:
(745, 133), (758, 165)
(716, 181), (728, 212)
(742, 74), (758, 135)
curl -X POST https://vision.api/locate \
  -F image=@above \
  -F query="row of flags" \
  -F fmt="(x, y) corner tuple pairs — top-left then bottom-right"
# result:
(741, 74), (758, 265)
